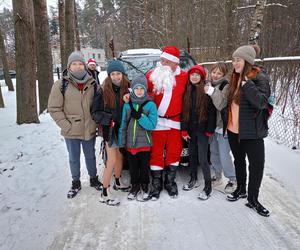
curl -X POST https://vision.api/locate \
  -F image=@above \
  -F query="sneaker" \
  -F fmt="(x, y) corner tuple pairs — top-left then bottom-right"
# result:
(127, 184), (140, 200)
(226, 186), (247, 202)
(90, 175), (103, 191)
(212, 177), (223, 187)
(99, 188), (120, 206)
(67, 180), (81, 199)
(198, 181), (212, 200)
(113, 177), (130, 192)
(136, 184), (150, 202)
(182, 177), (200, 191)
(224, 180), (237, 194)
(245, 199), (270, 217)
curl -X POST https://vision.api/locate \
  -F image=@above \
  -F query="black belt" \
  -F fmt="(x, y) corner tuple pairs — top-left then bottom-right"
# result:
(158, 113), (181, 119)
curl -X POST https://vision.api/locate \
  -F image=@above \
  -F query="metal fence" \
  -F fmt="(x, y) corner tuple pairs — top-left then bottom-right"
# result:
(202, 57), (300, 149)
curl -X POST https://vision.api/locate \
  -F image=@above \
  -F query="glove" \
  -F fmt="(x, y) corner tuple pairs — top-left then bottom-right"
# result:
(181, 131), (190, 140)
(130, 107), (143, 120)
(205, 132), (214, 137)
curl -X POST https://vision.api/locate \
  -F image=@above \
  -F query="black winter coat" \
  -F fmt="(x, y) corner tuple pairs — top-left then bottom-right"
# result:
(221, 68), (271, 139)
(181, 88), (216, 135)
(91, 86), (122, 143)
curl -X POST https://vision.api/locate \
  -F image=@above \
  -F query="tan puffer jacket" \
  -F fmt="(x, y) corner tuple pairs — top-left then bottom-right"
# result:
(48, 76), (97, 140)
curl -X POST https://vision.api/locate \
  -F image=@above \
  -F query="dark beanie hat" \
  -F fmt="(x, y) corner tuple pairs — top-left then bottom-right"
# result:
(107, 60), (125, 75)
(131, 74), (147, 91)
(67, 51), (85, 68)
(232, 45), (256, 65)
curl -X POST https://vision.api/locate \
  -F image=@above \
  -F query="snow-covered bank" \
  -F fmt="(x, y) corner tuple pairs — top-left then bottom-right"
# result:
(1, 82), (300, 250)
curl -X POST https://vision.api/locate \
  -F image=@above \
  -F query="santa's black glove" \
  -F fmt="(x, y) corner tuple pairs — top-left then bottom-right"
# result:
(130, 107), (143, 120)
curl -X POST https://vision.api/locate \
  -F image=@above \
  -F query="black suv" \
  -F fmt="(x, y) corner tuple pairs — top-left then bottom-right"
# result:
(117, 48), (196, 166)
(117, 48), (196, 80)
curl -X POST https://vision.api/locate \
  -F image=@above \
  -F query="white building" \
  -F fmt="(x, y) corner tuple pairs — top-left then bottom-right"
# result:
(51, 47), (106, 71)
(81, 48), (106, 69)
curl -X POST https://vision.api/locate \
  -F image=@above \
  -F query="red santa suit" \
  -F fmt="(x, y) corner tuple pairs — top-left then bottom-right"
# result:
(146, 64), (188, 170)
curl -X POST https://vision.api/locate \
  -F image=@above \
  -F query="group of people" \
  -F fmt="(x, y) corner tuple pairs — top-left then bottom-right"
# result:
(48, 44), (271, 217)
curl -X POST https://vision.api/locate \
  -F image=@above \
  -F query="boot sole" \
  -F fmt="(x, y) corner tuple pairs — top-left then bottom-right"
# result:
(226, 194), (247, 202)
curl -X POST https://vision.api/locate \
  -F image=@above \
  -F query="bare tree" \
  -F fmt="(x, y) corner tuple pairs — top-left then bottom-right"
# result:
(0, 83), (4, 108)
(12, 0), (39, 124)
(58, 0), (66, 70)
(0, 25), (14, 91)
(249, 0), (267, 45)
(65, 0), (75, 60)
(33, 0), (54, 114)
(74, 0), (80, 51)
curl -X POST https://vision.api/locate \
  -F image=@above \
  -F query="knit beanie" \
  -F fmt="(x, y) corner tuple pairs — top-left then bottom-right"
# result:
(188, 65), (207, 81)
(232, 45), (256, 65)
(107, 60), (125, 75)
(130, 74), (148, 104)
(67, 51), (86, 68)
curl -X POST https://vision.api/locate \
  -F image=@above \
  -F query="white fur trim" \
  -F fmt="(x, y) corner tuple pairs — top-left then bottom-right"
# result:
(155, 117), (180, 130)
(206, 86), (215, 96)
(150, 165), (164, 170)
(157, 87), (172, 117)
(160, 52), (180, 64)
(170, 161), (179, 166)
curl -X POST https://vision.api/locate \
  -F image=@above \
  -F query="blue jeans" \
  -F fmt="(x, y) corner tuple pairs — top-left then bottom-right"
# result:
(65, 137), (97, 181)
(210, 132), (236, 181)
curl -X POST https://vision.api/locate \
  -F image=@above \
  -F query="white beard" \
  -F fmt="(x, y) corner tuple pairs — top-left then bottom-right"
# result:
(150, 64), (176, 94)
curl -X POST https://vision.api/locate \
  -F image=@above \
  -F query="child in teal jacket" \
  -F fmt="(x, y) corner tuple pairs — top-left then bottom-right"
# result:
(119, 74), (157, 201)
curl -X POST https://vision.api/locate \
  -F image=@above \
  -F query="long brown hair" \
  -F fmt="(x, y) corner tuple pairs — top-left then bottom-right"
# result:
(102, 75), (130, 108)
(182, 79), (208, 122)
(228, 61), (253, 105)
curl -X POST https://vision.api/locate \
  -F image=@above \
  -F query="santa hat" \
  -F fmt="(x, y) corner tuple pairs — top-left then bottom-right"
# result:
(87, 58), (97, 65)
(160, 46), (180, 64)
(188, 65), (206, 81)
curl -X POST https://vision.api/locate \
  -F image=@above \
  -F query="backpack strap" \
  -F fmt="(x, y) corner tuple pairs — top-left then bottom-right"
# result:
(60, 78), (69, 97)
(219, 81), (229, 91)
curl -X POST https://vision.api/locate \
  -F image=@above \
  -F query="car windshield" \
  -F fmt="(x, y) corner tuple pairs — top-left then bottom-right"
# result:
(119, 56), (159, 80)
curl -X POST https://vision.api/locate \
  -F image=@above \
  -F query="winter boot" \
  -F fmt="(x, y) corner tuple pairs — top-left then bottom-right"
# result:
(182, 174), (200, 191)
(245, 195), (270, 217)
(226, 184), (247, 202)
(90, 175), (103, 191)
(113, 176), (130, 192)
(67, 180), (81, 199)
(164, 165), (178, 198)
(136, 183), (150, 202)
(127, 184), (140, 200)
(149, 170), (163, 201)
(99, 187), (120, 206)
(198, 180), (212, 200)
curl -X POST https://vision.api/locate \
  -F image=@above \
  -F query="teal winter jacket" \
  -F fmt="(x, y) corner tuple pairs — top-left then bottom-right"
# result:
(118, 100), (157, 148)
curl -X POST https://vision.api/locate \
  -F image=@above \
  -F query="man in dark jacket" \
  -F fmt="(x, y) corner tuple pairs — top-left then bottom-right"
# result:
(87, 58), (100, 85)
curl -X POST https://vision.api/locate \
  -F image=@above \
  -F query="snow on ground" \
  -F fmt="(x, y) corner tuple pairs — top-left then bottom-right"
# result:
(0, 81), (300, 250)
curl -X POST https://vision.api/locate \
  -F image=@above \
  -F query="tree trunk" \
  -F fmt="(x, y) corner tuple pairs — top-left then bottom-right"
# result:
(33, 0), (54, 114)
(12, 0), (39, 124)
(249, 0), (267, 45)
(0, 84), (4, 108)
(74, 0), (80, 51)
(224, 0), (236, 59)
(65, 0), (75, 60)
(58, 0), (67, 70)
(0, 25), (14, 91)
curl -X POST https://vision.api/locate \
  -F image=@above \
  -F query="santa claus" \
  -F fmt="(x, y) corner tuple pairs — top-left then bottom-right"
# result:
(146, 45), (188, 200)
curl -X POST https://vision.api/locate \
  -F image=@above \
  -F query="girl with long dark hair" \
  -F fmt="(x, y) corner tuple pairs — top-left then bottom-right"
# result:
(181, 65), (216, 200)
